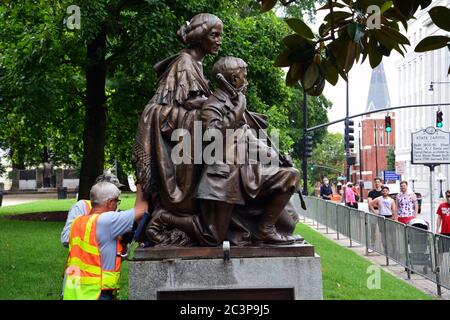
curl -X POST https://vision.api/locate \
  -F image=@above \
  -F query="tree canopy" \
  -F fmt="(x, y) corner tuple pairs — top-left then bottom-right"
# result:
(261, 0), (450, 96)
(0, 0), (330, 197)
(309, 132), (345, 184)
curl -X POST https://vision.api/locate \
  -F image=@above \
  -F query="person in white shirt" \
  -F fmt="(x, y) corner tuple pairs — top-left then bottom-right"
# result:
(369, 186), (397, 220)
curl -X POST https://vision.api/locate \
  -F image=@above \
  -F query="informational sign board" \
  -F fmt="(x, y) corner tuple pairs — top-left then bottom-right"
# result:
(411, 127), (450, 165)
(395, 161), (406, 174)
(383, 170), (401, 181)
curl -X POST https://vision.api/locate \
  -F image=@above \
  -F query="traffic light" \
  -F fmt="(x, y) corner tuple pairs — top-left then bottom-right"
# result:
(436, 110), (443, 128)
(345, 119), (354, 149)
(304, 135), (313, 158)
(385, 116), (392, 133)
(347, 155), (356, 166)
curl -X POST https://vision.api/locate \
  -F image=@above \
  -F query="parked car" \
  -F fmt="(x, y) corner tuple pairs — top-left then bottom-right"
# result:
(389, 192), (422, 214)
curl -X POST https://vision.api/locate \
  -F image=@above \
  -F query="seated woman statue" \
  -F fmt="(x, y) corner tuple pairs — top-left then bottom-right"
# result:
(132, 13), (223, 246)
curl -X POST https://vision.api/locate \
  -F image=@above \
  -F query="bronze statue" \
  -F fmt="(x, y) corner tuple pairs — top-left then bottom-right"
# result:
(132, 14), (301, 247)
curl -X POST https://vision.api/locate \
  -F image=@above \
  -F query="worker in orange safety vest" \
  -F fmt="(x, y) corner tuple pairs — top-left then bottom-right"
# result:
(63, 181), (147, 300)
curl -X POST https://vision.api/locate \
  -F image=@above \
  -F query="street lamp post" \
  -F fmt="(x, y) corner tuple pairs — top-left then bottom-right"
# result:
(374, 120), (378, 179)
(436, 172), (447, 199)
(302, 89), (308, 195)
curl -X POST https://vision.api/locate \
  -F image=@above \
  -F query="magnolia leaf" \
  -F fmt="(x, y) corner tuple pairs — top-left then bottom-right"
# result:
(285, 18), (314, 39)
(347, 23), (365, 43)
(260, 0), (277, 13)
(303, 63), (319, 90)
(317, 2), (346, 11)
(283, 34), (309, 48)
(285, 66), (297, 86)
(323, 60), (339, 86)
(306, 74), (325, 97)
(344, 42), (357, 72)
(324, 11), (353, 23)
(368, 36), (382, 68)
(290, 62), (304, 80)
(385, 7), (408, 31)
(274, 48), (292, 67)
(415, 36), (450, 52)
(393, 0), (416, 19)
(380, 1), (393, 14)
(418, 0), (432, 9)
(381, 26), (410, 45)
(429, 6), (450, 32)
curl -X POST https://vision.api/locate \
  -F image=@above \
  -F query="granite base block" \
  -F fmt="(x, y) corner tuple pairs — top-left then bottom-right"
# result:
(129, 254), (323, 300)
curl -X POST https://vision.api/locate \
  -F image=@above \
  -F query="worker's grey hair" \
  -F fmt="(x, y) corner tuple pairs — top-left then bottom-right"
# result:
(90, 182), (121, 206)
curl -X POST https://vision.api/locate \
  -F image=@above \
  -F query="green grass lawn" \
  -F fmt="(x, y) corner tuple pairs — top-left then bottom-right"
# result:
(0, 219), (129, 300)
(295, 223), (433, 300)
(0, 193), (136, 216)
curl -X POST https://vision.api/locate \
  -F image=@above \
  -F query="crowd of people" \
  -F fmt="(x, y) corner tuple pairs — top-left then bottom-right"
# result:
(318, 176), (450, 233)
(319, 177), (360, 208)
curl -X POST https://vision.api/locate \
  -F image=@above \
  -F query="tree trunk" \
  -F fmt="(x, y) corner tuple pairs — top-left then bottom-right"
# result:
(78, 27), (107, 200)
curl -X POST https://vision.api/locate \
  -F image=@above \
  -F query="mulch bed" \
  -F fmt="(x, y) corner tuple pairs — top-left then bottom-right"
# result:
(1, 211), (68, 222)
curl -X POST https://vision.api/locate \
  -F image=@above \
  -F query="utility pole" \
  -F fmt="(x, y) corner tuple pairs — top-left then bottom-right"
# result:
(346, 78), (349, 181)
(358, 122), (364, 201)
(302, 89), (308, 195)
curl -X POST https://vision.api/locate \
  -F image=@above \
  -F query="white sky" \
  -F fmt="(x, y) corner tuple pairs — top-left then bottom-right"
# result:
(310, 8), (401, 133)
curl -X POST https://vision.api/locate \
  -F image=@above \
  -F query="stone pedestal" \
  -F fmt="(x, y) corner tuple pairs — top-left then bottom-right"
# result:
(129, 243), (323, 300)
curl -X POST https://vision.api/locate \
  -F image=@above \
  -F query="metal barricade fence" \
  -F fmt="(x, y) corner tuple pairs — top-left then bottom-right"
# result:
(326, 201), (337, 231)
(406, 226), (436, 282)
(301, 196), (316, 221)
(385, 219), (408, 266)
(366, 213), (386, 255)
(349, 208), (366, 245)
(310, 196), (319, 225)
(317, 199), (327, 229)
(435, 234), (450, 291)
(291, 193), (303, 220)
(336, 205), (350, 238)
(295, 196), (449, 296)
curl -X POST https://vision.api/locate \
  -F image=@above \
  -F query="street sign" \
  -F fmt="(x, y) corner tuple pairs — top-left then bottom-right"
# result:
(337, 176), (346, 181)
(364, 181), (373, 189)
(383, 170), (401, 181)
(411, 127), (450, 165)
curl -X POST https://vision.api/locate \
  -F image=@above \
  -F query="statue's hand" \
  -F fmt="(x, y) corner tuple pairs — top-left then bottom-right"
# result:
(185, 96), (207, 110)
(231, 92), (246, 118)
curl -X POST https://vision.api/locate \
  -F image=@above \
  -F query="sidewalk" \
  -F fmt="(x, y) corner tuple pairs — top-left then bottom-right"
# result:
(0, 192), (76, 207)
(301, 216), (450, 300)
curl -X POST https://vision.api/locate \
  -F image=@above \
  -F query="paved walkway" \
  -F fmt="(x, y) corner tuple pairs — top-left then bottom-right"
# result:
(0, 193), (76, 207)
(301, 216), (450, 300)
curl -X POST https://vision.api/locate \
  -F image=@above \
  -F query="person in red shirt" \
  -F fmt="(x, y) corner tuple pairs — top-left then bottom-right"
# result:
(436, 190), (450, 236)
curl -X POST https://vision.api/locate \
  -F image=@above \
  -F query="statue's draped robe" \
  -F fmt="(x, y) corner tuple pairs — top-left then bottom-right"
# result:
(133, 51), (209, 215)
